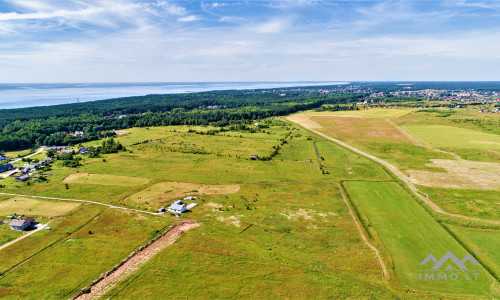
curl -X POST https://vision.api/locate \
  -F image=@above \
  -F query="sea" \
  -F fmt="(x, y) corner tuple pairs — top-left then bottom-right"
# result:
(0, 81), (347, 109)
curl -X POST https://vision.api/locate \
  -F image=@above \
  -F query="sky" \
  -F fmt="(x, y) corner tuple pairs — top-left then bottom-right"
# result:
(0, 0), (499, 82)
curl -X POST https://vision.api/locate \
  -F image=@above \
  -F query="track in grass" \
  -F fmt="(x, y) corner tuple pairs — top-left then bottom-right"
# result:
(344, 181), (497, 297)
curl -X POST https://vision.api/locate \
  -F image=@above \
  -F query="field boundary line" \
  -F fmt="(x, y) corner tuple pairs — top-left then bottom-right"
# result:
(287, 116), (500, 225)
(336, 183), (389, 279)
(0, 192), (161, 216)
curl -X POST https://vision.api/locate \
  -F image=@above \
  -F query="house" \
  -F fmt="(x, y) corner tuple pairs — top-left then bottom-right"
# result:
(183, 196), (195, 201)
(79, 148), (89, 155)
(74, 131), (86, 137)
(168, 200), (187, 213)
(22, 164), (37, 174)
(46, 146), (67, 151)
(0, 163), (14, 173)
(9, 217), (35, 231)
(60, 149), (74, 154)
(250, 155), (259, 160)
(41, 157), (54, 163)
(0, 155), (10, 161)
(16, 175), (30, 182)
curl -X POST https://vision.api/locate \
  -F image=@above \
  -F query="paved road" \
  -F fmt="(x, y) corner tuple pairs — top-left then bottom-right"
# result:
(0, 222), (51, 251)
(287, 115), (500, 225)
(0, 192), (163, 216)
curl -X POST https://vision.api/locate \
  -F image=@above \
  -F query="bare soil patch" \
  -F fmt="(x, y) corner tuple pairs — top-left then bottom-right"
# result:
(286, 114), (323, 129)
(114, 131), (129, 135)
(63, 173), (150, 187)
(127, 182), (240, 206)
(408, 159), (500, 190)
(75, 219), (200, 300)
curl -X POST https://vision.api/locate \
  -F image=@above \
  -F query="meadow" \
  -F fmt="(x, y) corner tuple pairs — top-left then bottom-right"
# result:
(0, 207), (171, 298)
(0, 114), (498, 298)
(343, 181), (496, 297)
(403, 124), (500, 150)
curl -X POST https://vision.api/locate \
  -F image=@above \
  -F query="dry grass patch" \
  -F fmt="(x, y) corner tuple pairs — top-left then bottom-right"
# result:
(0, 197), (80, 217)
(287, 113), (323, 129)
(127, 182), (240, 206)
(63, 173), (150, 187)
(408, 159), (500, 190)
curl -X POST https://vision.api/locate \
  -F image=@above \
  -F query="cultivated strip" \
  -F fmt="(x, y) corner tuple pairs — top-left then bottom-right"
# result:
(336, 183), (389, 278)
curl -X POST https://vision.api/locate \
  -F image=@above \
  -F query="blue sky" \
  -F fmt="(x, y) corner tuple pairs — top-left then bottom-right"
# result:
(0, 0), (499, 82)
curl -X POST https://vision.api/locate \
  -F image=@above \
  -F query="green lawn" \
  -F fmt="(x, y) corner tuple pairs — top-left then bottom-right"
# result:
(403, 125), (500, 150)
(344, 181), (497, 297)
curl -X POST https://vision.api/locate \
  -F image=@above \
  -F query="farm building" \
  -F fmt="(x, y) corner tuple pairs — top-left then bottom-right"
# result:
(183, 196), (196, 201)
(250, 154), (259, 160)
(0, 163), (15, 173)
(168, 200), (187, 213)
(16, 175), (30, 182)
(9, 217), (35, 231)
(79, 148), (89, 155)
(186, 203), (198, 210)
(46, 146), (67, 151)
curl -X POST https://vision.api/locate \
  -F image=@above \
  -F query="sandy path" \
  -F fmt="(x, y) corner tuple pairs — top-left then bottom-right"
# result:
(287, 115), (500, 225)
(75, 219), (200, 300)
(0, 192), (163, 216)
(337, 183), (388, 278)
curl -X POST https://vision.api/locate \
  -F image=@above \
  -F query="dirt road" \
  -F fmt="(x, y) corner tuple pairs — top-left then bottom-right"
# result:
(0, 192), (163, 216)
(287, 115), (500, 225)
(75, 219), (200, 300)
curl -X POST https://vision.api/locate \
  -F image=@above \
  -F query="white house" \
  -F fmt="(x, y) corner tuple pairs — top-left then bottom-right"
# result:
(168, 200), (187, 213)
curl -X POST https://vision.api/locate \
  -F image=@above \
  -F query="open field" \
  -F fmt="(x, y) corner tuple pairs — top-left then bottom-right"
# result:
(418, 186), (500, 221)
(125, 181), (240, 207)
(446, 225), (500, 279)
(63, 173), (150, 187)
(0, 197), (80, 217)
(408, 159), (500, 190)
(0, 116), (498, 298)
(0, 208), (171, 298)
(306, 108), (414, 118)
(403, 125), (500, 150)
(343, 181), (496, 297)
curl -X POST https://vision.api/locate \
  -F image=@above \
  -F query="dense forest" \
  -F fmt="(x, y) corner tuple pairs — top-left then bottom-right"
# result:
(0, 88), (365, 151)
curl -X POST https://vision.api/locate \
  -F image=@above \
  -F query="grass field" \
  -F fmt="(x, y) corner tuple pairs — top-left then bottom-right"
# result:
(446, 225), (500, 279)
(306, 108), (414, 118)
(403, 125), (500, 150)
(0, 208), (171, 298)
(418, 186), (500, 221)
(63, 173), (151, 187)
(0, 197), (80, 217)
(125, 181), (240, 207)
(343, 181), (496, 297)
(104, 181), (401, 299)
(0, 117), (498, 298)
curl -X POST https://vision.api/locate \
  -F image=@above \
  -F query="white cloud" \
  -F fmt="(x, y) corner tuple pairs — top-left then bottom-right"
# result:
(178, 15), (201, 22)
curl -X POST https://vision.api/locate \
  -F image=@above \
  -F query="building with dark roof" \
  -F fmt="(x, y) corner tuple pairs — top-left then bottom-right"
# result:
(9, 218), (35, 231)
(0, 163), (15, 173)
